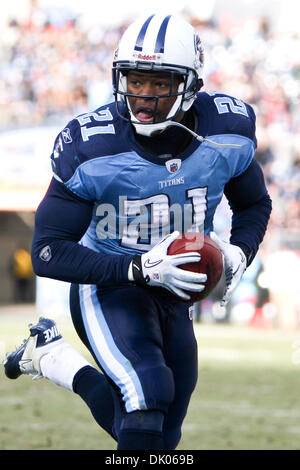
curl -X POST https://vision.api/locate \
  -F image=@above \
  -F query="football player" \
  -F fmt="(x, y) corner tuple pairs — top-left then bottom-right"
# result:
(4, 14), (271, 450)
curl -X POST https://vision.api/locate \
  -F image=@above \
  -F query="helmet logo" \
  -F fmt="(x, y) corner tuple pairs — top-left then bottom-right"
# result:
(194, 34), (204, 68)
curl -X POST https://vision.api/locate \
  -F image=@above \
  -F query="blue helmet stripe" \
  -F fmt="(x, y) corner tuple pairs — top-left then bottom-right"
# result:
(154, 15), (172, 53)
(134, 14), (155, 51)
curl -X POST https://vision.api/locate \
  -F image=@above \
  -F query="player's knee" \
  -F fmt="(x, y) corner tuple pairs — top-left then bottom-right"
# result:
(121, 364), (174, 414)
(141, 364), (175, 413)
(164, 427), (182, 450)
(121, 409), (164, 432)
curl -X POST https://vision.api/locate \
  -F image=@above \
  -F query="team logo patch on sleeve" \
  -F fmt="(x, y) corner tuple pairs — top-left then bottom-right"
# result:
(39, 245), (52, 262)
(62, 128), (72, 144)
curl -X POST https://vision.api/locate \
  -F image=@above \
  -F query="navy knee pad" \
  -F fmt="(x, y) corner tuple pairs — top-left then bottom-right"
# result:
(118, 410), (165, 450)
(121, 409), (164, 432)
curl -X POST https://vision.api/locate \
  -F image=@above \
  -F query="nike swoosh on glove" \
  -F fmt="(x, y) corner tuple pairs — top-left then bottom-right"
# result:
(210, 232), (247, 307)
(128, 231), (207, 301)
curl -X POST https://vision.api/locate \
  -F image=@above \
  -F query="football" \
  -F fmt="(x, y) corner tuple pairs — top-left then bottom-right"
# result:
(168, 232), (223, 302)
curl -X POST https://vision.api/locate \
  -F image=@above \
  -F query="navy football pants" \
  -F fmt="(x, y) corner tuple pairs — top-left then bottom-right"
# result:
(70, 283), (198, 449)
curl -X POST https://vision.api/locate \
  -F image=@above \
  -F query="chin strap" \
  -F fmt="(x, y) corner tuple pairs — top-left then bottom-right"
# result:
(163, 121), (243, 149)
(132, 118), (173, 137)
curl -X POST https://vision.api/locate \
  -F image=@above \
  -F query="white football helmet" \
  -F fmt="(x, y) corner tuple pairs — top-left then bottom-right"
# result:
(112, 14), (204, 136)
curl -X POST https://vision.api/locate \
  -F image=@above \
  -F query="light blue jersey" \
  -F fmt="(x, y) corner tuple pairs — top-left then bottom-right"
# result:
(50, 92), (256, 257)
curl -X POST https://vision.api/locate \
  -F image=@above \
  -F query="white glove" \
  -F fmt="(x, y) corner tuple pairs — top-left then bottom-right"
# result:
(129, 231), (207, 301)
(210, 232), (247, 306)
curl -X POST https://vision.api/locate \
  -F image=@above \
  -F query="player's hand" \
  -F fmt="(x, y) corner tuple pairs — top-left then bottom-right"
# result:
(210, 232), (247, 306)
(128, 231), (207, 301)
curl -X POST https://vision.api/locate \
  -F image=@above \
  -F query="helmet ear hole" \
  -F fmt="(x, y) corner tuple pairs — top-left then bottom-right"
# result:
(196, 78), (204, 92)
(187, 77), (203, 98)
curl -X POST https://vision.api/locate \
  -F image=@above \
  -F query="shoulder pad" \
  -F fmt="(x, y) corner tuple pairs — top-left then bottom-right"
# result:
(50, 102), (124, 183)
(195, 92), (257, 147)
(75, 103), (117, 144)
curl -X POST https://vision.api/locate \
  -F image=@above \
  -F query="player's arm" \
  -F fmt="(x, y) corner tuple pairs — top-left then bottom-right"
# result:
(224, 157), (272, 263)
(211, 158), (272, 305)
(221, 99), (271, 263)
(31, 177), (133, 285)
(31, 118), (133, 286)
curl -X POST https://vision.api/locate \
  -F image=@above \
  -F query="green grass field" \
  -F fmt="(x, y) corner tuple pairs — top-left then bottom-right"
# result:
(1, 304), (300, 450)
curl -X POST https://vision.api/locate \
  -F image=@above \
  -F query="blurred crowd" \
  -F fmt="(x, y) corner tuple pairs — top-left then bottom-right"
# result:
(0, 2), (299, 323)
(190, 14), (300, 245)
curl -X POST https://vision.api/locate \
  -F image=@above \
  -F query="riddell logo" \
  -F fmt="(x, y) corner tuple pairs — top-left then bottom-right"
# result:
(138, 53), (157, 61)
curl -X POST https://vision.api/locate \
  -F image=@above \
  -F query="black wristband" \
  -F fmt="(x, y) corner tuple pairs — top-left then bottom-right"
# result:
(131, 255), (149, 284)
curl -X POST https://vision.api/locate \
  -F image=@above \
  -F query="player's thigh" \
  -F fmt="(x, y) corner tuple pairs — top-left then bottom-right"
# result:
(70, 283), (175, 414)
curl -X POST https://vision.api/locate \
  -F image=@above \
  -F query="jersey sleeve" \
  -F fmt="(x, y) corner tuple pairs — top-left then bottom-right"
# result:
(50, 119), (94, 201)
(204, 92), (257, 178)
(229, 136), (256, 179)
(50, 119), (81, 183)
(206, 133), (256, 180)
(226, 100), (257, 148)
(31, 177), (133, 285)
(197, 92), (257, 149)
